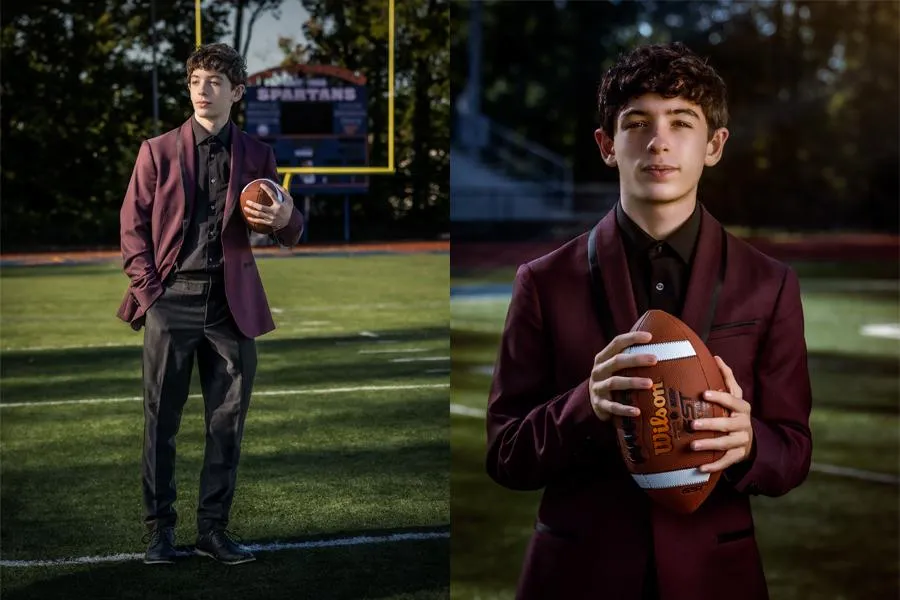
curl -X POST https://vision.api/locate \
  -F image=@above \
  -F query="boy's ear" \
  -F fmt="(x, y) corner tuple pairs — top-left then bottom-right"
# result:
(704, 127), (730, 167)
(595, 128), (617, 167)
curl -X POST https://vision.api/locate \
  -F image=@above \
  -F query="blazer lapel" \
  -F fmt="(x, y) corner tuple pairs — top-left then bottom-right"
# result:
(223, 121), (245, 229)
(178, 119), (196, 223)
(593, 206), (640, 337)
(679, 206), (726, 340)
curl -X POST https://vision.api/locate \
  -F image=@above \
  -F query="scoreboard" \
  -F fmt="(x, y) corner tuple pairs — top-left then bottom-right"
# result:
(245, 64), (369, 195)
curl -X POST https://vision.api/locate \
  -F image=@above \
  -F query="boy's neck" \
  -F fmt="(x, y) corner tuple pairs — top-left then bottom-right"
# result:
(620, 195), (697, 241)
(194, 114), (230, 136)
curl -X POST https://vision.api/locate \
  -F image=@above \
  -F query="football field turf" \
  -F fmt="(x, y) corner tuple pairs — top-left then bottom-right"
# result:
(450, 262), (899, 600)
(0, 253), (449, 600)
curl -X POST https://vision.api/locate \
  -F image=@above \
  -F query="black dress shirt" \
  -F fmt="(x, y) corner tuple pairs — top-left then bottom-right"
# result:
(615, 201), (702, 600)
(615, 201), (701, 317)
(175, 117), (232, 276)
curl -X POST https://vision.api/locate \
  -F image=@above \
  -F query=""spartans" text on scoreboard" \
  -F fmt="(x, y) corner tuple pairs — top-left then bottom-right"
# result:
(254, 87), (360, 102)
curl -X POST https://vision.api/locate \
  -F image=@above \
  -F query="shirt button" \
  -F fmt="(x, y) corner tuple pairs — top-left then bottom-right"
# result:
(655, 282), (665, 292)
(211, 178), (217, 184)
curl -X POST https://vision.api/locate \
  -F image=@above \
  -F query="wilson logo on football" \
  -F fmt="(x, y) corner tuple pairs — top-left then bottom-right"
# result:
(649, 381), (673, 455)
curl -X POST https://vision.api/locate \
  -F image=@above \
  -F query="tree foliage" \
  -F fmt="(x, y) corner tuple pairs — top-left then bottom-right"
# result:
(228, 0), (283, 59)
(1, 0), (230, 249)
(281, 0), (450, 239)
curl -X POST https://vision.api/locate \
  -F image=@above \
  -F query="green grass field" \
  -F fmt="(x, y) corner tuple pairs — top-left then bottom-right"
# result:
(450, 263), (900, 600)
(0, 253), (450, 600)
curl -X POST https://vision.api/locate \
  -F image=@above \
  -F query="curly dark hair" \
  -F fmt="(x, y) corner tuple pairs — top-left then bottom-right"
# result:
(185, 43), (248, 88)
(597, 42), (728, 139)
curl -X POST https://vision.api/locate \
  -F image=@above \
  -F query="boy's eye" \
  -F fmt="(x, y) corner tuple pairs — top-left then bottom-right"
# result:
(673, 120), (692, 128)
(624, 121), (646, 129)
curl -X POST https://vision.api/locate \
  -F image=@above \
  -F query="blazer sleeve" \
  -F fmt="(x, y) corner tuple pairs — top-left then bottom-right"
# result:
(263, 147), (304, 248)
(728, 267), (813, 496)
(120, 140), (163, 312)
(485, 263), (614, 491)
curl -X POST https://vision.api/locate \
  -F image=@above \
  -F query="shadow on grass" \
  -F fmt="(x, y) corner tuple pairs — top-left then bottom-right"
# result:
(789, 260), (900, 280)
(450, 417), (536, 597)
(2, 438), (449, 558)
(0, 265), (123, 278)
(0, 327), (450, 404)
(1, 527), (449, 600)
(807, 352), (899, 414)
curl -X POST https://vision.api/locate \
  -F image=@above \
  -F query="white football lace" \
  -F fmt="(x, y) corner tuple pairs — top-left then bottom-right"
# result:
(624, 340), (696, 362)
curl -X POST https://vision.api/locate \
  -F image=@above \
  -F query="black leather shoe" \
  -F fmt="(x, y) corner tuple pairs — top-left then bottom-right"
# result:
(143, 526), (176, 565)
(195, 529), (255, 565)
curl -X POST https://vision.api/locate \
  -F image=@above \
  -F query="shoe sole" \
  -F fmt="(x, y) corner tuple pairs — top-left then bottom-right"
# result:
(194, 547), (256, 565)
(143, 558), (176, 565)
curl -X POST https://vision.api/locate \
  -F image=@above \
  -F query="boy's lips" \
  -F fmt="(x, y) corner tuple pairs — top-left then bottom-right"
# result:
(641, 165), (679, 179)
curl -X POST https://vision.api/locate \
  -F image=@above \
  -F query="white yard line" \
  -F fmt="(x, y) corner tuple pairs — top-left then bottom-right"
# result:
(359, 348), (427, 354)
(809, 462), (900, 485)
(449, 403), (486, 418)
(0, 530), (449, 568)
(0, 383), (450, 409)
(390, 356), (450, 363)
(2, 342), (141, 352)
(448, 404), (899, 485)
(860, 323), (900, 340)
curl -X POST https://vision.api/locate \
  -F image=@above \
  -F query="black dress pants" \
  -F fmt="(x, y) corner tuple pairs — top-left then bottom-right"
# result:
(141, 273), (257, 534)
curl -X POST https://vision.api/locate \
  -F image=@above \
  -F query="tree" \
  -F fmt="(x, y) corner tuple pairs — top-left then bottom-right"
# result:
(228, 0), (284, 58)
(1, 0), (231, 249)
(276, 0), (449, 239)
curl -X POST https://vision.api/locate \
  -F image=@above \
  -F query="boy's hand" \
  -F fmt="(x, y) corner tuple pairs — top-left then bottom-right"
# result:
(589, 331), (658, 421)
(692, 356), (754, 473)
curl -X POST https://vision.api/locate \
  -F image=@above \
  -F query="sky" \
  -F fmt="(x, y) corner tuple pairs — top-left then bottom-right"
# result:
(219, 1), (310, 76)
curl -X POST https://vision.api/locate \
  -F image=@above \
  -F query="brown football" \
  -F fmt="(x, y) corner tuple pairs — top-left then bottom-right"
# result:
(239, 178), (283, 234)
(613, 310), (729, 514)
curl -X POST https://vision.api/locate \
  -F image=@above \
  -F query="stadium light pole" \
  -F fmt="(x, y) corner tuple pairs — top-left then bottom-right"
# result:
(151, 0), (159, 136)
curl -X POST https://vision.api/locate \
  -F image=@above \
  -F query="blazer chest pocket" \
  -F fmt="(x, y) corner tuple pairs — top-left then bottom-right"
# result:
(707, 319), (759, 341)
(707, 320), (760, 389)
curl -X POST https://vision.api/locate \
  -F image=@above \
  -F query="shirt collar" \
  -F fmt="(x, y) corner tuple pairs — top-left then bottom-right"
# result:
(191, 116), (231, 147)
(615, 201), (701, 264)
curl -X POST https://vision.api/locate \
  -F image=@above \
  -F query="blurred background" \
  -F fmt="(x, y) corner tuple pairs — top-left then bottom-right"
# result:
(1, 0), (449, 248)
(450, 0), (897, 237)
(449, 1), (899, 599)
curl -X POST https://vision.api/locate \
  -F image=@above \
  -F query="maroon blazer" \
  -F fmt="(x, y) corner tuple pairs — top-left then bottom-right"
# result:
(117, 118), (304, 338)
(486, 205), (812, 600)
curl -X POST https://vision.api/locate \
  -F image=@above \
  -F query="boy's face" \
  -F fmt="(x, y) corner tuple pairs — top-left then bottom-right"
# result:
(595, 93), (728, 206)
(188, 68), (244, 121)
